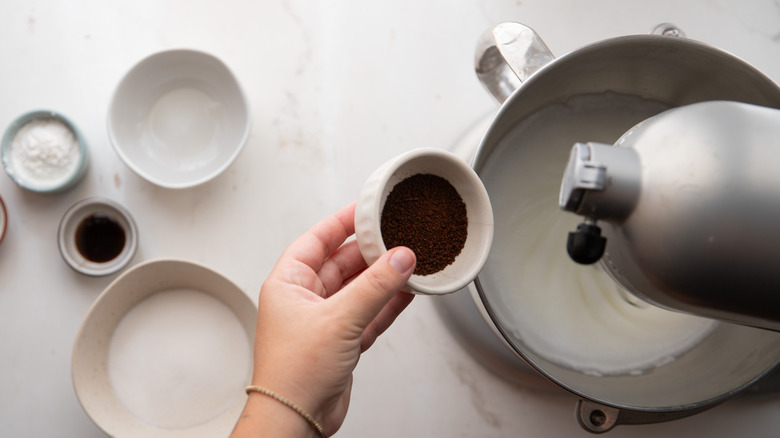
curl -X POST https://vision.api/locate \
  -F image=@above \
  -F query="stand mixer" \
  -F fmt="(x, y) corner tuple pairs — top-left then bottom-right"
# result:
(560, 100), (780, 332)
(434, 22), (780, 433)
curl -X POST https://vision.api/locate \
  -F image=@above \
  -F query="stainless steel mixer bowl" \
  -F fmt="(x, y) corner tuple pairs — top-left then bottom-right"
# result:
(448, 23), (780, 432)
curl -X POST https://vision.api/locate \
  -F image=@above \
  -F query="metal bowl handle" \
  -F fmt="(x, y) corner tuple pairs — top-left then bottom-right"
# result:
(474, 22), (555, 104)
(650, 22), (687, 37)
(474, 23), (686, 105)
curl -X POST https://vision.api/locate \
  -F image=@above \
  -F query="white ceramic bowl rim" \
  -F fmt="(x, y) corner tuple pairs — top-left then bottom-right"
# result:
(107, 48), (251, 189)
(355, 147), (494, 295)
(0, 109), (89, 193)
(0, 194), (6, 245)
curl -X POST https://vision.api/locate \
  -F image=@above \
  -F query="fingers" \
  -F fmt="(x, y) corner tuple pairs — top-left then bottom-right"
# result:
(316, 240), (368, 296)
(360, 291), (415, 352)
(280, 203), (357, 273)
(329, 247), (416, 331)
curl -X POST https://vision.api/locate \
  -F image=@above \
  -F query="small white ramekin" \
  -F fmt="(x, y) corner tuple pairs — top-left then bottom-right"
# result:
(355, 148), (493, 295)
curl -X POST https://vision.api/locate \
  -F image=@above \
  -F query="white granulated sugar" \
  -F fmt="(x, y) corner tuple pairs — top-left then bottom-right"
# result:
(9, 118), (80, 189)
(108, 288), (251, 429)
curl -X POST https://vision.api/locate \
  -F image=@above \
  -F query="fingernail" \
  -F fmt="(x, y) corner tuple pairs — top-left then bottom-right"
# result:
(388, 247), (416, 274)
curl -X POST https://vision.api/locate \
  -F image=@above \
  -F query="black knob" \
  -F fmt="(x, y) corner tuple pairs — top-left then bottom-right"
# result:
(567, 223), (606, 265)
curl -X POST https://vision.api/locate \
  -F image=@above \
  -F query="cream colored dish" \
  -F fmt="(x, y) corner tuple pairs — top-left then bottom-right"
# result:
(72, 259), (257, 437)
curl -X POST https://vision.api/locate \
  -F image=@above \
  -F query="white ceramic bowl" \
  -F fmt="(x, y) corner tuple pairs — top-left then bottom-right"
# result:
(108, 49), (251, 189)
(58, 198), (138, 276)
(1, 109), (89, 193)
(72, 259), (257, 438)
(355, 148), (494, 295)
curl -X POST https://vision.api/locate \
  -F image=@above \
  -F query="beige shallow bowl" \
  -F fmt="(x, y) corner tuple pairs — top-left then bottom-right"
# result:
(72, 259), (256, 437)
(355, 148), (494, 295)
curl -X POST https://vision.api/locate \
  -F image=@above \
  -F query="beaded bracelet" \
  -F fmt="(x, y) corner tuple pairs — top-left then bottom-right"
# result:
(245, 385), (328, 438)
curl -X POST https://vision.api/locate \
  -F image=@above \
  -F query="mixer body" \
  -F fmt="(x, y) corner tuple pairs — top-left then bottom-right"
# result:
(560, 101), (780, 331)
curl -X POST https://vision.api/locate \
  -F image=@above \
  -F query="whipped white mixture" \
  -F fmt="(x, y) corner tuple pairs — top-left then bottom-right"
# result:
(8, 118), (80, 189)
(479, 93), (718, 376)
(108, 288), (251, 429)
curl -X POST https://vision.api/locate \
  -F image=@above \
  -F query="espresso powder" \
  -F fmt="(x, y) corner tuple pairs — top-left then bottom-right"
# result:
(381, 173), (468, 275)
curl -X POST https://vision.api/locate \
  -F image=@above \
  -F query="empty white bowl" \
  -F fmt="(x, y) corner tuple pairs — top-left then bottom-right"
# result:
(72, 259), (257, 438)
(58, 198), (138, 276)
(355, 148), (494, 295)
(108, 49), (251, 189)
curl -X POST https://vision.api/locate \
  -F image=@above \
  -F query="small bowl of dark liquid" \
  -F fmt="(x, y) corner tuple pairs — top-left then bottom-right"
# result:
(58, 198), (138, 276)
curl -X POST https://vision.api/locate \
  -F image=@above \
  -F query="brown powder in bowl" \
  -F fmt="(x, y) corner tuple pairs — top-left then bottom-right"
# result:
(380, 173), (468, 275)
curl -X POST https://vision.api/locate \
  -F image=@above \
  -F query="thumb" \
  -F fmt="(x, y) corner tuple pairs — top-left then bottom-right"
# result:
(333, 246), (416, 330)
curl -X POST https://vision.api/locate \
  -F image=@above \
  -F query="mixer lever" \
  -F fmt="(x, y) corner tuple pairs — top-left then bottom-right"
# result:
(566, 220), (606, 264)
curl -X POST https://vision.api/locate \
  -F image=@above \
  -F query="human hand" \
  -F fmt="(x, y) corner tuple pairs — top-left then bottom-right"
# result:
(231, 202), (416, 437)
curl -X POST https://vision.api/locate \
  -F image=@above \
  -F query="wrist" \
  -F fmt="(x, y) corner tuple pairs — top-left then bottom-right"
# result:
(251, 363), (326, 422)
(231, 388), (324, 438)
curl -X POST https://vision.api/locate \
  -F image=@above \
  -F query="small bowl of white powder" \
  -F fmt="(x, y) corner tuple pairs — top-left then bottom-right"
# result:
(1, 110), (89, 193)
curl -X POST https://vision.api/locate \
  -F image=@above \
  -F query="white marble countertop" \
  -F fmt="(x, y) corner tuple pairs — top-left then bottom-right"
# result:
(2, 0), (780, 436)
